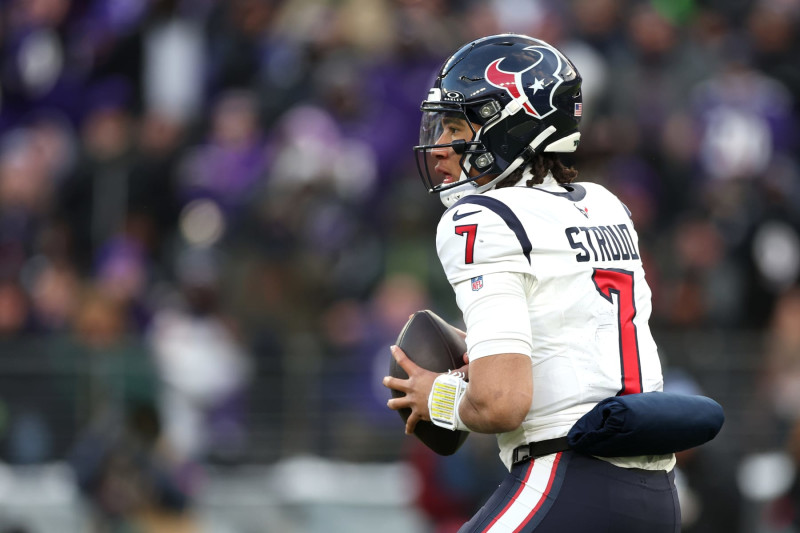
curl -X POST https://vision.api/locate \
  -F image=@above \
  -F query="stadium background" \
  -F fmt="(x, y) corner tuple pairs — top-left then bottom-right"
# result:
(0, 0), (798, 531)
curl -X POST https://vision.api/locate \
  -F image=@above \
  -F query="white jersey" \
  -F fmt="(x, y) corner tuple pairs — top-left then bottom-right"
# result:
(436, 174), (674, 471)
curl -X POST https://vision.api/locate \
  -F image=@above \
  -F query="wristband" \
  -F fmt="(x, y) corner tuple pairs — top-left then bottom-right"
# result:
(428, 372), (469, 431)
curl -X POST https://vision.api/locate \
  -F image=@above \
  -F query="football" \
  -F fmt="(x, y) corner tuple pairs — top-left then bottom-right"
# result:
(390, 310), (469, 456)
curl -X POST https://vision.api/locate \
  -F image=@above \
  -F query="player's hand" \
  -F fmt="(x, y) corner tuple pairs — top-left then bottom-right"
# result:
(383, 345), (438, 435)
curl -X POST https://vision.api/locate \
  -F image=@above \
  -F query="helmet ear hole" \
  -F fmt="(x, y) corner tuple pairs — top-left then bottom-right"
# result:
(473, 153), (495, 169)
(478, 101), (502, 119)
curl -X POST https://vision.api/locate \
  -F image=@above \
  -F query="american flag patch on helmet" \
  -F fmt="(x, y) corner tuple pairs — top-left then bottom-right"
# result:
(574, 103), (582, 116)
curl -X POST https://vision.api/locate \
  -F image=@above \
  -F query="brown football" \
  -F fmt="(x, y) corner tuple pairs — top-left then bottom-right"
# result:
(390, 310), (469, 456)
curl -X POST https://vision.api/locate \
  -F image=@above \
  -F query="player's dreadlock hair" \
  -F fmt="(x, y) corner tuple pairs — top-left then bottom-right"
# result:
(495, 153), (578, 189)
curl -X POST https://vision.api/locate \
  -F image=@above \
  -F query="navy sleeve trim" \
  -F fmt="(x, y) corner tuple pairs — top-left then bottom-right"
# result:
(450, 195), (532, 265)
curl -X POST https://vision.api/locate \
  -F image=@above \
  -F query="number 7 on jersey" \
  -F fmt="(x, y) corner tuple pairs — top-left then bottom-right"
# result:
(592, 268), (643, 396)
(455, 224), (478, 264)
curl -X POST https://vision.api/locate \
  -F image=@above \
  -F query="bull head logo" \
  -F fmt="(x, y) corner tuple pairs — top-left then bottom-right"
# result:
(484, 44), (564, 119)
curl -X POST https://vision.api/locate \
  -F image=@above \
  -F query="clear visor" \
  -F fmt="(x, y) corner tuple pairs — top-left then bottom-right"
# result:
(417, 110), (452, 189)
(418, 109), (449, 147)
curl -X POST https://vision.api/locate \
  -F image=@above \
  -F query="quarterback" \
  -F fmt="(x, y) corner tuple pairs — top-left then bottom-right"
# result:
(384, 34), (680, 532)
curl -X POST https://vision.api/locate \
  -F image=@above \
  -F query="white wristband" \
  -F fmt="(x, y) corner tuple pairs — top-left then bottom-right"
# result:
(428, 372), (470, 431)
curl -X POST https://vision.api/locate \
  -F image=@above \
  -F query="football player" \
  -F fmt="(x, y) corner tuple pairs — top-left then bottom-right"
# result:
(384, 34), (680, 532)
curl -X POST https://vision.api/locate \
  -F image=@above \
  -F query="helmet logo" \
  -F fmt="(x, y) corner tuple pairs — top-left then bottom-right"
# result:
(427, 88), (465, 103)
(484, 45), (564, 119)
(443, 91), (465, 102)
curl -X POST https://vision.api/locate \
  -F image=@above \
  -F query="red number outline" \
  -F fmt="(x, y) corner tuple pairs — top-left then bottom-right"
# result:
(592, 268), (643, 396)
(455, 224), (478, 264)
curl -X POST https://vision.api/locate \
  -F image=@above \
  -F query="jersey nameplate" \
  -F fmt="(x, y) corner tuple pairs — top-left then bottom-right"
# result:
(564, 224), (640, 263)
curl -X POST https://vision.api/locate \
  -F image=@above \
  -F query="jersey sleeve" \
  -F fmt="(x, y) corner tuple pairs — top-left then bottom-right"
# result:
(453, 270), (533, 361)
(435, 201), (532, 285)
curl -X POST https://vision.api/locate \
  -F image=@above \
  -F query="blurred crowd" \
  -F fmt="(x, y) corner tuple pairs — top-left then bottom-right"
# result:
(0, 0), (799, 531)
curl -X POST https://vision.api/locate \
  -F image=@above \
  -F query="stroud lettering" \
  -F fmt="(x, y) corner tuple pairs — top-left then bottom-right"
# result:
(564, 224), (640, 263)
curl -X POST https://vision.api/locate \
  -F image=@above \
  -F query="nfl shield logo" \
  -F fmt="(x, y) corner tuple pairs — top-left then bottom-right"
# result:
(471, 275), (484, 291)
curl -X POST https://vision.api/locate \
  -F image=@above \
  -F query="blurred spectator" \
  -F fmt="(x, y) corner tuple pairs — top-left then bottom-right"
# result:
(147, 247), (252, 466)
(603, 2), (709, 152)
(0, 279), (54, 464)
(692, 63), (795, 183)
(94, 236), (153, 332)
(124, 110), (185, 264)
(26, 256), (80, 332)
(0, 280), (31, 338)
(177, 89), (268, 223)
(57, 84), (138, 272)
(42, 284), (190, 530)
(567, 0), (626, 54)
(142, 2), (204, 123)
(318, 272), (433, 460)
(746, 0), (800, 99)
(205, 0), (283, 96)
(655, 213), (741, 328)
(0, 0), (82, 131)
(0, 123), (62, 276)
(48, 285), (158, 454)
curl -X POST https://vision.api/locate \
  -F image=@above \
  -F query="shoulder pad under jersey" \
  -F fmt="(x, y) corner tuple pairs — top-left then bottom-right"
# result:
(436, 195), (532, 284)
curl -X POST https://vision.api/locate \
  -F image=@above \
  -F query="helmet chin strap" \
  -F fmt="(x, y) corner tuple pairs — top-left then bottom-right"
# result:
(439, 125), (558, 208)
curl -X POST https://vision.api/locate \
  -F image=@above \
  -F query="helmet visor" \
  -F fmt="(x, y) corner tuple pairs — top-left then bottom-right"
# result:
(418, 109), (449, 148)
(414, 108), (487, 192)
(416, 109), (451, 190)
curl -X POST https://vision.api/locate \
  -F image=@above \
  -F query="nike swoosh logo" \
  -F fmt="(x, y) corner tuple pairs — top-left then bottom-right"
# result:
(453, 209), (481, 221)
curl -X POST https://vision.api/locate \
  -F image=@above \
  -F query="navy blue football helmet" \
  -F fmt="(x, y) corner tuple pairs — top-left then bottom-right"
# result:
(414, 34), (583, 206)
